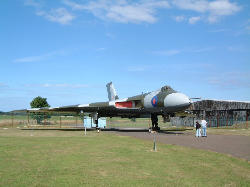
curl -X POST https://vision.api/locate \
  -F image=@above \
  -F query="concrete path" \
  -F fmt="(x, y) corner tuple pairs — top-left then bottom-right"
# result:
(114, 131), (250, 161)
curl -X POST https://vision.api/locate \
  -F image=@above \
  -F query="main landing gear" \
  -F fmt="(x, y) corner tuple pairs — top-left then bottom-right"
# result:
(92, 112), (100, 132)
(95, 120), (100, 133)
(150, 114), (160, 132)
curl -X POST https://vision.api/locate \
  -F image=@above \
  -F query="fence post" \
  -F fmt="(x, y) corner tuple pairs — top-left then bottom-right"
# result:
(91, 117), (92, 128)
(217, 114), (219, 128)
(44, 113), (46, 126)
(11, 112), (14, 128)
(226, 115), (228, 128)
(27, 112), (30, 127)
(246, 111), (248, 129)
(60, 116), (62, 128)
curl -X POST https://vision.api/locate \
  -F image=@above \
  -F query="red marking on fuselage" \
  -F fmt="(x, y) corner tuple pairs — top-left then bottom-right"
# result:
(115, 101), (133, 108)
(153, 99), (156, 105)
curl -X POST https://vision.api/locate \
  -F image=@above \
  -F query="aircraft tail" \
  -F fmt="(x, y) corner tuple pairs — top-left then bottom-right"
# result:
(106, 82), (119, 101)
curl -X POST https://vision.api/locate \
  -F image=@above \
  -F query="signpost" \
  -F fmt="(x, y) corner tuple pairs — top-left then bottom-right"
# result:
(153, 131), (157, 151)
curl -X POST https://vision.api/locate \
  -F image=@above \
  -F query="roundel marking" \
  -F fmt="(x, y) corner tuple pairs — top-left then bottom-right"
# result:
(151, 96), (158, 107)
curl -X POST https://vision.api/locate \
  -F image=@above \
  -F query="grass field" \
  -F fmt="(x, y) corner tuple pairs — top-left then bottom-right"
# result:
(0, 128), (249, 186)
(207, 127), (250, 136)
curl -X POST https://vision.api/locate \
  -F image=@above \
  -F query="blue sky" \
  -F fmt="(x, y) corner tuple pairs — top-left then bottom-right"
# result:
(0, 0), (250, 111)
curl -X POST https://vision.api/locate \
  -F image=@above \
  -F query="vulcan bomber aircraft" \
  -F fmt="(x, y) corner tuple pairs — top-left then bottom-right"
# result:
(26, 82), (191, 130)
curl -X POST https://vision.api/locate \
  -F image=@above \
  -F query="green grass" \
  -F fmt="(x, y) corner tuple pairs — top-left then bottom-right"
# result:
(108, 117), (171, 128)
(0, 114), (27, 120)
(0, 129), (249, 186)
(207, 127), (250, 136)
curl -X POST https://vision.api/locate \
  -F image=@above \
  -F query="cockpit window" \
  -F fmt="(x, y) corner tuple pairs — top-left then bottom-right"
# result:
(161, 85), (174, 92)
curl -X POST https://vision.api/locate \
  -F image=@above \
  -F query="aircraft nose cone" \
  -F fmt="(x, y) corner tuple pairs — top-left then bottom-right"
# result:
(164, 93), (191, 110)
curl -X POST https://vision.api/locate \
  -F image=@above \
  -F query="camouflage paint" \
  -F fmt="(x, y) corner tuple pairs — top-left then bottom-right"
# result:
(23, 83), (191, 118)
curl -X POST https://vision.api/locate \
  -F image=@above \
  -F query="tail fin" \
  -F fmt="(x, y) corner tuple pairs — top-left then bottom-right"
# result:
(106, 82), (119, 101)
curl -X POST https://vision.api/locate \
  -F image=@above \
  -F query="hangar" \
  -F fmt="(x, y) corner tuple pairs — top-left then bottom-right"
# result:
(171, 99), (250, 128)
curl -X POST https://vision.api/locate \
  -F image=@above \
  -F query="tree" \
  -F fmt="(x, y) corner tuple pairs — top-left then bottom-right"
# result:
(30, 96), (50, 124)
(30, 96), (50, 108)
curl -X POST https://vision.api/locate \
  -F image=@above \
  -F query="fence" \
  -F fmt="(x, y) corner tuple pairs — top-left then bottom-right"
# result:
(0, 113), (248, 129)
(0, 113), (173, 129)
(171, 116), (249, 128)
(0, 113), (83, 128)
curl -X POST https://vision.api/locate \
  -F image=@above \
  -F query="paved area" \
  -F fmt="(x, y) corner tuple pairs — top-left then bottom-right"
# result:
(114, 130), (250, 161)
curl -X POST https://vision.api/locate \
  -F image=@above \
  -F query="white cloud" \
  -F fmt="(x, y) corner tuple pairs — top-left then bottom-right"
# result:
(208, 28), (229, 33)
(172, 0), (241, 23)
(189, 47), (214, 53)
(25, 1), (75, 25)
(42, 83), (88, 88)
(25, 83), (88, 88)
(13, 50), (66, 63)
(173, 0), (208, 12)
(208, 0), (240, 16)
(105, 5), (156, 23)
(245, 19), (250, 34)
(174, 15), (185, 22)
(63, 0), (86, 10)
(14, 55), (44, 63)
(189, 16), (201, 24)
(26, 0), (241, 25)
(36, 8), (75, 25)
(106, 32), (115, 38)
(96, 47), (106, 51)
(24, 0), (41, 8)
(153, 49), (181, 56)
(227, 46), (247, 52)
(63, 0), (170, 24)
(153, 47), (214, 56)
(0, 83), (8, 88)
(207, 72), (250, 89)
(173, 15), (200, 24)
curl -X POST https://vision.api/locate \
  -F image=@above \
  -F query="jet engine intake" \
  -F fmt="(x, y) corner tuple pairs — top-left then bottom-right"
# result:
(115, 101), (135, 108)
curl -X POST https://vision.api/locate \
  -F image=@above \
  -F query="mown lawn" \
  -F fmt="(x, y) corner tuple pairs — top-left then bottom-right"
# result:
(0, 129), (249, 186)
(207, 127), (250, 136)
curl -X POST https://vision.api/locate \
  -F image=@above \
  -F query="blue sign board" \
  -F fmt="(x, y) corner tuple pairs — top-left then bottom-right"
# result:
(83, 117), (106, 128)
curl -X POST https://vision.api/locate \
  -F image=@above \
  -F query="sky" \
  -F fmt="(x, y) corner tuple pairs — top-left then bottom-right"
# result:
(0, 0), (250, 111)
